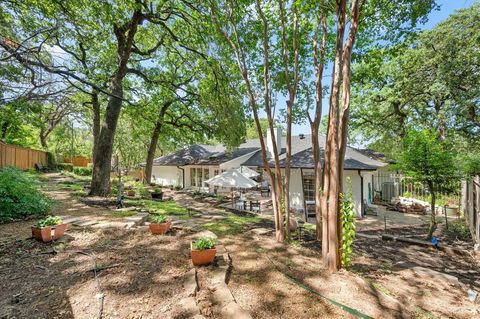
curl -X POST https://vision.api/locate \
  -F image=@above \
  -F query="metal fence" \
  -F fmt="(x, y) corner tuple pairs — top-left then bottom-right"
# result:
(373, 173), (461, 206)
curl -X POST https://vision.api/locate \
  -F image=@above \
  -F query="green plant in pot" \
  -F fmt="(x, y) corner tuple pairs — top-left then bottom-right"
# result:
(151, 187), (163, 200)
(32, 216), (67, 242)
(191, 237), (217, 266)
(148, 214), (171, 235)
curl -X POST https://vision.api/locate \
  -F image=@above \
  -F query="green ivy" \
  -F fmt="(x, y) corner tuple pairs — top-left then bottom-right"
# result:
(0, 167), (52, 223)
(340, 192), (356, 268)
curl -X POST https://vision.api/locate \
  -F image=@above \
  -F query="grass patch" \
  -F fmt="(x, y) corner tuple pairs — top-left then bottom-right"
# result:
(61, 171), (92, 182)
(198, 212), (263, 236)
(124, 198), (190, 219)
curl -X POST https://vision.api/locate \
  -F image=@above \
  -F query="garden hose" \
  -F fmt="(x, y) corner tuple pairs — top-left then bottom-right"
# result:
(265, 254), (373, 319)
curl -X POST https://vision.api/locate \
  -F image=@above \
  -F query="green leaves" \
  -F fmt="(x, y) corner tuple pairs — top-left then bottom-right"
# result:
(36, 216), (62, 228)
(340, 188), (356, 268)
(193, 237), (216, 250)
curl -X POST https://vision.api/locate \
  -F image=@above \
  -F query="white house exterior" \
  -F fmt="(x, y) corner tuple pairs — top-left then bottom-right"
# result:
(149, 130), (389, 218)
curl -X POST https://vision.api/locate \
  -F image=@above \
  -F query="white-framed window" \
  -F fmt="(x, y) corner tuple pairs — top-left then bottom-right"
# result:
(302, 172), (315, 202)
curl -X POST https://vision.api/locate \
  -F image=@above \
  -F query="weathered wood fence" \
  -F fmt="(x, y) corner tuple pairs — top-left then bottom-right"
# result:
(0, 141), (48, 170)
(62, 155), (91, 167)
(462, 176), (480, 250)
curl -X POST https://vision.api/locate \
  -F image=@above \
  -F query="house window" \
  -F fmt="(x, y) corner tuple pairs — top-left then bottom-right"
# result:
(303, 173), (315, 202)
(214, 169), (220, 176)
(191, 167), (210, 187)
(204, 169), (209, 181)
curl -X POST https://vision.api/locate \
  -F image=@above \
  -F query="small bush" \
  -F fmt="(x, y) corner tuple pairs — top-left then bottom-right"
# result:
(149, 214), (168, 223)
(193, 237), (216, 250)
(0, 167), (52, 222)
(446, 220), (471, 241)
(73, 166), (92, 176)
(174, 185), (182, 191)
(36, 216), (62, 227)
(154, 187), (163, 194)
(57, 163), (73, 172)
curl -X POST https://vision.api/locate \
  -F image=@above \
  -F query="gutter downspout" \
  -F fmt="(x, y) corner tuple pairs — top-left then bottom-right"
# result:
(177, 166), (185, 189)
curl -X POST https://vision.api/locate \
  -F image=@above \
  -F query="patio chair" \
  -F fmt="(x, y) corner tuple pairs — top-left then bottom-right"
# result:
(250, 200), (261, 213)
(260, 181), (270, 197)
(305, 201), (316, 221)
(362, 199), (378, 216)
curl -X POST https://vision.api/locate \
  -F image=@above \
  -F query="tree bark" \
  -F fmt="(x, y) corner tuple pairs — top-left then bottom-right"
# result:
(90, 10), (143, 196)
(311, 14), (327, 241)
(91, 90), (101, 164)
(145, 101), (172, 183)
(427, 181), (437, 240)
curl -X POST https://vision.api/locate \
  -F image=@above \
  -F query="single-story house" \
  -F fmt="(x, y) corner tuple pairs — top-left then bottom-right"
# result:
(149, 128), (389, 218)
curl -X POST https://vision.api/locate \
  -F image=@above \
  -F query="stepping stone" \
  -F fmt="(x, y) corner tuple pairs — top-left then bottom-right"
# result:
(183, 269), (198, 297)
(115, 207), (136, 212)
(249, 228), (273, 236)
(57, 216), (82, 224)
(178, 297), (199, 316)
(72, 220), (98, 227)
(221, 301), (252, 319)
(210, 215), (226, 220)
(193, 230), (218, 239)
(211, 283), (234, 305)
(411, 266), (460, 285)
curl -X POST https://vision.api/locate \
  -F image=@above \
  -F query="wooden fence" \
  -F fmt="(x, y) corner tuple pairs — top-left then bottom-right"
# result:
(62, 155), (91, 167)
(0, 141), (48, 170)
(462, 176), (480, 249)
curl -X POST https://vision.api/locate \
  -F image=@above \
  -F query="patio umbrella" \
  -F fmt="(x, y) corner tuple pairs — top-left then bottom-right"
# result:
(205, 169), (258, 207)
(204, 169), (258, 188)
(236, 166), (260, 178)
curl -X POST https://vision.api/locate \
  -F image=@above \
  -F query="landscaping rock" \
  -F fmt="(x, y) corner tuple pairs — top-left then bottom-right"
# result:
(212, 283), (235, 305)
(72, 220), (98, 227)
(178, 297), (199, 316)
(468, 289), (478, 303)
(249, 227), (273, 236)
(412, 266), (460, 286)
(183, 269), (199, 297)
(221, 301), (252, 319)
(193, 230), (218, 239)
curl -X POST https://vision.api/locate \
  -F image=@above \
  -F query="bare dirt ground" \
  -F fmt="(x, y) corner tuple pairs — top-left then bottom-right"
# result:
(0, 173), (479, 319)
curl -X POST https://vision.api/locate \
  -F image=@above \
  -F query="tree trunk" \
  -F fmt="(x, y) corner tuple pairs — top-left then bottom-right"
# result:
(39, 129), (48, 149)
(145, 102), (171, 183)
(427, 181), (437, 240)
(91, 90), (101, 163)
(89, 10), (143, 196)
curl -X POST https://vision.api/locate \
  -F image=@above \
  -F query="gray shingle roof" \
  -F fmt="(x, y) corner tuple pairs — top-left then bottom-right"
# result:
(152, 134), (386, 170)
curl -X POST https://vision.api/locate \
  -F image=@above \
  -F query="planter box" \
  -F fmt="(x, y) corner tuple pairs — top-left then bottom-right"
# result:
(151, 192), (163, 200)
(126, 190), (136, 197)
(445, 206), (459, 216)
(31, 223), (67, 242)
(191, 242), (217, 266)
(149, 221), (171, 235)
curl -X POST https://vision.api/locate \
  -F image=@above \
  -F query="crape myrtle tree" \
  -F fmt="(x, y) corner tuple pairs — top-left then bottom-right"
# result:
(397, 129), (458, 240)
(209, 0), (310, 242)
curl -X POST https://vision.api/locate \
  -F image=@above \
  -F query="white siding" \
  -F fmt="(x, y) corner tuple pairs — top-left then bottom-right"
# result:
(151, 166), (183, 187)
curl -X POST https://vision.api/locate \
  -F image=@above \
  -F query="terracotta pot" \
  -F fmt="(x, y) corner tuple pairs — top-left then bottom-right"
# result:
(127, 190), (136, 196)
(149, 221), (171, 235)
(151, 192), (163, 200)
(191, 242), (217, 266)
(31, 223), (67, 242)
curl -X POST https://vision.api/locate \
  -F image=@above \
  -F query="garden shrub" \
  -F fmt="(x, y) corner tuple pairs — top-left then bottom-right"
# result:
(73, 166), (92, 176)
(446, 219), (471, 241)
(57, 163), (73, 172)
(0, 167), (52, 222)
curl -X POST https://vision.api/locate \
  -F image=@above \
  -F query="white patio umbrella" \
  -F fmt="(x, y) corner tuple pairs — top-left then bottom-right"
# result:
(205, 169), (258, 207)
(204, 169), (258, 188)
(236, 166), (260, 178)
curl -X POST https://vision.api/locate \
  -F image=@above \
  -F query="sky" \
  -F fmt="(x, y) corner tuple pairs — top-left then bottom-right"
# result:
(288, 0), (477, 137)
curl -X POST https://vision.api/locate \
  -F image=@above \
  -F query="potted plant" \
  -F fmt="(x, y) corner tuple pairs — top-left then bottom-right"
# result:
(126, 189), (136, 197)
(151, 187), (163, 200)
(148, 215), (171, 235)
(32, 216), (67, 242)
(191, 237), (217, 266)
